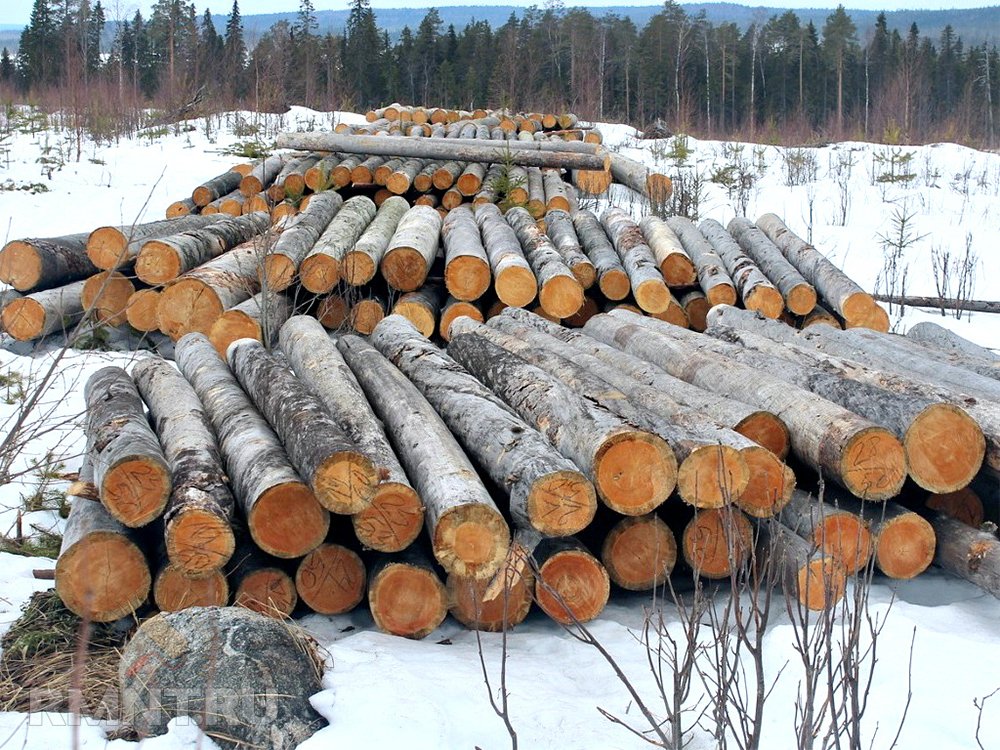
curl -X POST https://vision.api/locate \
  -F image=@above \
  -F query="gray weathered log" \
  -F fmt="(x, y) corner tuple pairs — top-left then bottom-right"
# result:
(699, 218), (783, 317)
(906, 320), (998, 363)
(381, 205), (443, 292)
(193, 168), (244, 206)
(928, 512), (1000, 598)
(638, 215), (697, 286)
(545, 209), (596, 289)
(208, 290), (296, 354)
(608, 152), (672, 202)
(474, 203), (537, 307)
(728, 217), (816, 315)
(341, 195), (409, 286)
(442, 205), (491, 301)
(240, 154), (290, 196)
(0, 279), (86, 341)
(506, 206), (582, 318)
(261, 191), (344, 292)
(0, 233), (97, 292)
(666, 216), (737, 306)
(601, 207), (670, 314)
(299, 196), (377, 293)
(573, 210), (629, 300)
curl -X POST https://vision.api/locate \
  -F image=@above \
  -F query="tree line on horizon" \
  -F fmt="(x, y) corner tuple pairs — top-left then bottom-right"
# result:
(3, 0), (997, 147)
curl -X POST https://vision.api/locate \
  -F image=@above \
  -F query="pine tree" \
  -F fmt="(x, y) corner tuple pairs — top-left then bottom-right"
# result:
(85, 0), (104, 75)
(223, 0), (246, 98)
(343, 0), (385, 106)
(0, 48), (14, 83)
(822, 4), (857, 134)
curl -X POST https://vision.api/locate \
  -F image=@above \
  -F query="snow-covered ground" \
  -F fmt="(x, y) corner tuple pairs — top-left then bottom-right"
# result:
(0, 106), (998, 749)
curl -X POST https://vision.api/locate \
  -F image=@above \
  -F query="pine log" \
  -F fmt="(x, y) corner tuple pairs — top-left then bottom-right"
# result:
(81, 271), (135, 326)
(927, 512), (1000, 598)
(602, 513), (677, 590)
(239, 154), (288, 196)
(506, 207), (583, 318)
(1, 279), (85, 341)
(927, 488), (984, 527)
(227, 541), (298, 616)
(758, 521), (847, 610)
(638, 215), (697, 286)
(608, 153), (672, 203)
(0, 233), (97, 292)
(193, 168), (244, 207)
(155, 237), (264, 340)
(371, 315), (596, 536)
(274, 131), (610, 171)
(777, 490), (873, 575)
(545, 210), (596, 289)
(208, 291), (295, 356)
(448, 320), (676, 515)
(338, 335), (509, 578)
(88, 215), (228, 270)
(442, 205), (491, 301)
(474, 203), (537, 307)
(587, 312), (908, 500)
(341, 196), (409, 286)
(573, 210), (629, 300)
(380, 205), (442, 292)
(175, 333), (329, 558)
(55, 459), (151, 622)
(446, 567), (534, 631)
(85, 366), (171, 527)
(532, 536), (610, 624)
(756, 213), (872, 323)
(126, 288), (161, 332)
(295, 542), (366, 615)
(728, 217), (816, 315)
(261, 192), (344, 292)
(299, 196), (377, 294)
(279, 317), (424, 552)
(391, 286), (443, 338)
(682, 507), (753, 579)
(166, 198), (196, 218)
(368, 549), (448, 639)
(699, 218), (783, 317)
(601, 207), (671, 314)
(132, 357), (236, 577)
(440, 297), (483, 341)
(153, 562), (229, 611)
(497, 306), (791, 460)
(136, 212), (271, 285)
(666, 216), (737, 306)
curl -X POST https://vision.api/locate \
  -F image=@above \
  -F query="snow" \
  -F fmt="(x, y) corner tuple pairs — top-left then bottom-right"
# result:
(0, 105), (998, 749)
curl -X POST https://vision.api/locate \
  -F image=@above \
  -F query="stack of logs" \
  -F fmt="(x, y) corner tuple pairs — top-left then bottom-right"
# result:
(56, 303), (999, 638)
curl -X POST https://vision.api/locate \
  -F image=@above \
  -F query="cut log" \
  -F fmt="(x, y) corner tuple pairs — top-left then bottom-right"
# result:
(81, 271), (135, 326)
(371, 315), (596, 536)
(338, 335), (509, 578)
(601, 513), (677, 590)
(506, 206), (582, 318)
(927, 487), (984, 527)
(279, 317), (424, 552)
(679, 290), (710, 332)
(261, 192), (344, 292)
(132, 357), (236, 576)
(304, 153), (342, 192)
(413, 161), (439, 192)
(175, 333), (329, 558)
(88, 215), (228, 270)
(193, 168), (244, 207)
(295, 542), (366, 615)
(368, 549), (448, 639)
(433, 161), (466, 190)
(756, 213), (873, 323)
(601, 208), (671, 314)
(156, 237), (263, 340)
(448, 320), (676, 515)
(350, 296), (386, 334)
(208, 291), (295, 356)
(299, 196), (377, 294)
(316, 290), (349, 329)
(728, 217), (816, 315)
(457, 162), (488, 196)
(699, 219), (783, 317)
(609, 153), (672, 203)
(442, 205), (491, 301)
(587, 311), (908, 501)
(275, 131), (610, 171)
(758, 521), (846, 610)
(446, 567), (533, 631)
(153, 562), (229, 611)
(1, 279), (85, 341)
(532, 536), (610, 624)
(905, 321), (1000, 375)
(342, 196), (410, 286)
(440, 297), (484, 341)
(392, 286), (443, 338)
(801, 304), (841, 329)
(239, 154), (289, 196)
(545, 210), (596, 289)
(638, 216), (697, 286)
(0, 232), (97, 292)
(542, 168), (572, 212)
(380, 205), (442, 292)
(55, 459), (151, 622)
(166, 198), (196, 218)
(572, 210), (628, 300)
(85, 366), (171, 527)
(474, 203), (537, 308)
(681, 507), (753, 579)
(270, 155), (320, 202)
(126, 288), (161, 332)
(666, 217), (737, 306)
(136, 212), (271, 285)
(927, 512), (1000, 598)
(227, 540), (299, 616)
(563, 296), (600, 327)
(777, 490), (873, 575)
(526, 167), (546, 217)
(227, 338), (378, 514)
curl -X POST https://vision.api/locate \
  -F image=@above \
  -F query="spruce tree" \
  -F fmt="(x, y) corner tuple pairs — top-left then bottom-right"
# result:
(223, 0), (246, 97)
(0, 48), (13, 83)
(343, 0), (385, 106)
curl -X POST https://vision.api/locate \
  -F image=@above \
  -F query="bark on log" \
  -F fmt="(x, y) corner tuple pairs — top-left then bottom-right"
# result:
(295, 542), (366, 615)
(391, 286), (444, 338)
(304, 154), (342, 192)
(193, 168), (244, 207)
(342, 196), (409, 286)
(801, 304), (841, 329)
(88, 215), (228, 271)
(275, 131), (610, 171)
(0, 233), (97, 292)
(699, 219), (783, 317)
(681, 507), (753, 579)
(442, 205), (491, 301)
(927, 512), (1000, 598)
(371, 314), (596, 536)
(414, 161), (439, 192)
(506, 206), (582, 318)
(1, 279), (86, 341)
(381, 205), (443, 292)
(638, 216), (697, 286)
(545, 209), (596, 289)
(532, 536), (610, 624)
(601, 207), (671, 314)
(85, 366), (171, 527)
(136, 212), (271, 285)
(153, 562), (229, 611)
(474, 203), (537, 307)
(608, 153), (672, 203)
(758, 521), (846, 610)
(587, 311), (908, 501)
(55, 459), (151, 622)
(175, 333), (329, 558)
(261, 192), (344, 292)
(156, 237), (264, 340)
(208, 291), (295, 356)
(368, 548), (448, 639)
(573, 210), (629, 300)
(728, 217), (816, 315)
(279, 316), (424, 552)
(679, 290), (710, 331)
(543, 169), (572, 212)
(906, 320), (999, 367)
(446, 567), (534, 631)
(666, 216), (737, 306)
(601, 513), (677, 590)
(239, 154), (289, 196)
(776, 489), (874, 575)
(433, 161), (466, 190)
(526, 167), (546, 217)
(299, 196), (377, 294)
(448, 320), (676, 515)
(876, 294), (1000, 315)
(133, 357), (236, 576)
(126, 288), (161, 332)
(338, 334), (509, 578)
(269, 155), (320, 202)
(457, 162), (488, 196)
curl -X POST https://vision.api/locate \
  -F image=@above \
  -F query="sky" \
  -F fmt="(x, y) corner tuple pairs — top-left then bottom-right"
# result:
(1, 0), (995, 27)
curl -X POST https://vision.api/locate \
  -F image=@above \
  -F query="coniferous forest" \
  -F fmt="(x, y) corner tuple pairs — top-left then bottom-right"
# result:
(3, 0), (998, 147)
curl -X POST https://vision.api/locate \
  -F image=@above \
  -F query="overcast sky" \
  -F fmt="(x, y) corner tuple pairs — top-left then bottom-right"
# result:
(1, 0), (992, 27)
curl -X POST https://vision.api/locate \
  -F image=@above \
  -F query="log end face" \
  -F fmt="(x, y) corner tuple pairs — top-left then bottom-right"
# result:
(841, 292), (877, 326)
(1, 298), (45, 341)
(315, 451), (380, 514)
(602, 514), (677, 591)
(135, 242), (181, 285)
(350, 299), (385, 335)
(839, 428), (907, 501)
(598, 269), (631, 301)
(650, 301), (691, 329)
(157, 280), (224, 340)
(434, 503), (510, 580)
(352, 483), (425, 553)
(926, 487), (984, 527)
(102, 457), (171, 527)
(594, 432), (677, 515)
(682, 508), (753, 579)
(209, 311), (262, 357)
(904, 404), (985, 494)
(382, 247), (430, 293)
(495, 266), (538, 308)
(249, 481), (329, 558)
(342, 251), (376, 287)
(526, 470), (597, 537)
(736, 446), (796, 518)
(535, 549), (610, 624)
(263, 255), (297, 292)
(154, 565), (229, 611)
(393, 300), (437, 338)
(126, 289), (161, 332)
(735, 412), (791, 460)
(538, 274), (584, 319)
(235, 568), (298, 617)
(677, 445), (749, 510)
(707, 284), (738, 308)
(56, 533), (151, 622)
(446, 570), (534, 632)
(798, 556), (847, 611)
(574, 169), (612, 195)
(87, 228), (129, 270)
(876, 513), (936, 579)
(166, 507), (237, 576)
(370, 563), (447, 639)
(661, 256), (697, 288)
(786, 284), (818, 316)
(295, 543), (366, 615)
(0, 241), (42, 291)
(633, 279), (670, 315)
(815, 513), (874, 576)
(440, 302), (484, 341)
(82, 271), (134, 326)
(744, 286), (785, 319)
(299, 255), (340, 295)
(444, 257), (491, 302)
